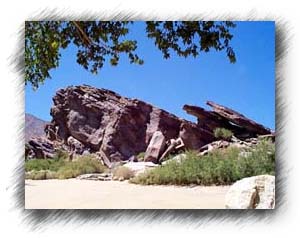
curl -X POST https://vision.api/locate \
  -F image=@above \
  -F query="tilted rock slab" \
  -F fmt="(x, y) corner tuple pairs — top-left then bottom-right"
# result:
(225, 175), (275, 209)
(183, 101), (272, 139)
(45, 85), (214, 162)
(144, 131), (166, 163)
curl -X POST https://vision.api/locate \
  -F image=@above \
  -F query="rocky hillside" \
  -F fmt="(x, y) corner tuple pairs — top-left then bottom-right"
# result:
(26, 85), (273, 163)
(25, 113), (48, 142)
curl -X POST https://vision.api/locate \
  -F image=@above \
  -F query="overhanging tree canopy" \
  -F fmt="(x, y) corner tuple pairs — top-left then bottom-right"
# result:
(25, 21), (236, 89)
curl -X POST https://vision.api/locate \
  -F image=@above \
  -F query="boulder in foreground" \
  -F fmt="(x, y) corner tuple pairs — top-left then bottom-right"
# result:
(225, 175), (275, 209)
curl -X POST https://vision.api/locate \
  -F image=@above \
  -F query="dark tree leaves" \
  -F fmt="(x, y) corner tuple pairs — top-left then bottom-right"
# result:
(145, 21), (236, 62)
(25, 21), (236, 90)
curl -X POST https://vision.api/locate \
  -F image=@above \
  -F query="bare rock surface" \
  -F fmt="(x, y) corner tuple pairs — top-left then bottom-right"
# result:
(26, 137), (56, 159)
(162, 153), (187, 165)
(123, 162), (158, 176)
(144, 131), (166, 163)
(225, 175), (275, 209)
(76, 173), (113, 181)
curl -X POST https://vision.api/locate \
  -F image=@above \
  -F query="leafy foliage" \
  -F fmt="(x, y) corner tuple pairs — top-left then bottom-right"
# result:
(130, 140), (275, 186)
(25, 21), (236, 89)
(145, 21), (236, 61)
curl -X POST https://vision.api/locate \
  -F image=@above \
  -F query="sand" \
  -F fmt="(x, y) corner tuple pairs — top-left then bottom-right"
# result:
(25, 179), (230, 209)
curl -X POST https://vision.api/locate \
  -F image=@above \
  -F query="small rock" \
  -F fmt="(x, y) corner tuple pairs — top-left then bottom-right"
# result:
(76, 173), (113, 181)
(128, 155), (138, 162)
(162, 153), (186, 165)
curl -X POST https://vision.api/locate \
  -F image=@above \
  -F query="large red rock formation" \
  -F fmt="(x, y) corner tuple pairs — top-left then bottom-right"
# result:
(43, 85), (214, 162)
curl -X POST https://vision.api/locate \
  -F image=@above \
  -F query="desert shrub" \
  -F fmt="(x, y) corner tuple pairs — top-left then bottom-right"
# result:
(25, 159), (52, 172)
(25, 170), (58, 180)
(25, 154), (106, 179)
(213, 127), (233, 140)
(130, 141), (275, 186)
(25, 149), (68, 172)
(237, 139), (275, 177)
(112, 166), (135, 180)
(136, 152), (145, 161)
(53, 149), (69, 161)
(56, 155), (106, 179)
(25, 157), (66, 172)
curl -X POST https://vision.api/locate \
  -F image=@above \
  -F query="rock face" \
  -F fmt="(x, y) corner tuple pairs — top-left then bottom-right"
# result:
(44, 85), (214, 162)
(225, 175), (275, 209)
(144, 131), (166, 163)
(25, 137), (56, 159)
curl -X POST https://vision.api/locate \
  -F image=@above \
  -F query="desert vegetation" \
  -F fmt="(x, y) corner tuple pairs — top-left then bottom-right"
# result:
(112, 166), (135, 180)
(25, 153), (106, 180)
(213, 127), (233, 140)
(26, 139), (275, 184)
(130, 139), (275, 186)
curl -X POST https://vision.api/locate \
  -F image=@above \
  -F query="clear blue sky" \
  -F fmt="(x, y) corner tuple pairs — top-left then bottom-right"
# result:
(25, 21), (275, 129)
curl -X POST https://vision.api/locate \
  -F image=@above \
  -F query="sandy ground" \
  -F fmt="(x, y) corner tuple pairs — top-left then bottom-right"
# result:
(25, 179), (230, 209)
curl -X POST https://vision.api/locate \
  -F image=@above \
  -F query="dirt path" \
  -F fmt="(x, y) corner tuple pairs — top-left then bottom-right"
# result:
(25, 179), (230, 209)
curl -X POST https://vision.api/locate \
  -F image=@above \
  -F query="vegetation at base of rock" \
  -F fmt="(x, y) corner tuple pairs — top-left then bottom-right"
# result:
(25, 154), (106, 180)
(56, 156), (106, 179)
(136, 152), (145, 161)
(25, 170), (58, 180)
(213, 127), (233, 140)
(112, 166), (135, 180)
(130, 140), (275, 186)
(25, 157), (65, 172)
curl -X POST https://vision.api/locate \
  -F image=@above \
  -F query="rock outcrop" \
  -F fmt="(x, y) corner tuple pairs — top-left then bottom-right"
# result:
(225, 175), (275, 209)
(43, 85), (214, 162)
(25, 137), (56, 159)
(26, 85), (274, 163)
(183, 101), (272, 139)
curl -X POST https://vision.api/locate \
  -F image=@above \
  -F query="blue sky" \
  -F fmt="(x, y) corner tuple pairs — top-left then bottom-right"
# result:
(25, 21), (275, 129)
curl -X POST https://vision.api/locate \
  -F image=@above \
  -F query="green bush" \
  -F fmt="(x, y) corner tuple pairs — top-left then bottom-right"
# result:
(25, 154), (106, 180)
(56, 155), (106, 179)
(136, 152), (145, 161)
(25, 157), (66, 172)
(130, 140), (275, 186)
(25, 170), (58, 180)
(25, 149), (68, 172)
(53, 149), (69, 161)
(213, 127), (233, 140)
(112, 166), (135, 180)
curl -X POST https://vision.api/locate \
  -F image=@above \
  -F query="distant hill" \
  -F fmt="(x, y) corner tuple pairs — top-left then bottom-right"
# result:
(25, 113), (48, 143)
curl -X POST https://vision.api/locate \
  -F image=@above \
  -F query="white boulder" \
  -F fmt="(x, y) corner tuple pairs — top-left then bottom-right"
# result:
(225, 175), (275, 209)
(123, 161), (159, 176)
